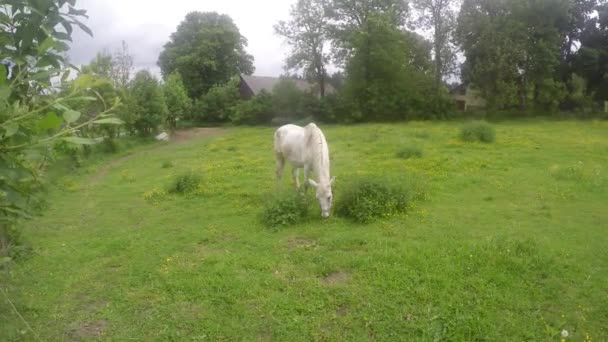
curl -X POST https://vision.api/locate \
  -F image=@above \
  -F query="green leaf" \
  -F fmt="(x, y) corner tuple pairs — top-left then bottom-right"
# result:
(93, 118), (124, 125)
(73, 74), (95, 90)
(37, 36), (54, 54)
(73, 19), (93, 37)
(63, 110), (81, 123)
(2, 122), (19, 137)
(37, 112), (63, 130)
(62, 137), (98, 145)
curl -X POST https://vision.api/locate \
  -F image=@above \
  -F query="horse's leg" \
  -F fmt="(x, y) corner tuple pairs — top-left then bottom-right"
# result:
(292, 167), (300, 189)
(303, 165), (311, 192)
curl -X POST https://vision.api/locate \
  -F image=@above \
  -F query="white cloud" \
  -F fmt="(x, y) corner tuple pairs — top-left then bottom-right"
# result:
(69, 0), (295, 77)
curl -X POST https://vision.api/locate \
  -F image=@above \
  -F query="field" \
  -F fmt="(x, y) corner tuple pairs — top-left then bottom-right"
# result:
(2, 120), (607, 341)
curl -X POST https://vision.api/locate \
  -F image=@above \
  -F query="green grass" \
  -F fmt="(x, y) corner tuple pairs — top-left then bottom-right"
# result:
(2, 120), (608, 340)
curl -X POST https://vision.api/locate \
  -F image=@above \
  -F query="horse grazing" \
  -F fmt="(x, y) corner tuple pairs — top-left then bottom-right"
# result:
(274, 123), (335, 218)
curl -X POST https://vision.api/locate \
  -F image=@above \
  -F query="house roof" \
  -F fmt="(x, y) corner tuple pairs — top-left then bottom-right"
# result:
(240, 74), (334, 95)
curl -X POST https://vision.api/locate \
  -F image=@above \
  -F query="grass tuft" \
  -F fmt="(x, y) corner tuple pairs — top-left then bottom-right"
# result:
(460, 120), (496, 143)
(335, 177), (411, 223)
(167, 172), (201, 195)
(260, 192), (310, 228)
(396, 145), (423, 159)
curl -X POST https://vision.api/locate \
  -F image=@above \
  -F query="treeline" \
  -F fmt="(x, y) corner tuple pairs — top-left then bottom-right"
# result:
(74, 0), (608, 132)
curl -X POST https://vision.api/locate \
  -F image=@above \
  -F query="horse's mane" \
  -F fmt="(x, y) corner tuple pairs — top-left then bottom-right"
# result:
(305, 123), (329, 179)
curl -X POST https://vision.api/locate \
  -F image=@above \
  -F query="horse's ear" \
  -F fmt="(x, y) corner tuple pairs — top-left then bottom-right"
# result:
(308, 178), (318, 188)
(330, 176), (336, 186)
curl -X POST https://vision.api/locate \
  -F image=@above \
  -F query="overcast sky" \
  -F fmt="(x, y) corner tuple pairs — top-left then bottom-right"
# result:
(69, 0), (297, 77)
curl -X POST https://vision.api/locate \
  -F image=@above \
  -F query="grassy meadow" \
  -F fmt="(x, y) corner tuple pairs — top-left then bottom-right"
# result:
(1, 120), (607, 341)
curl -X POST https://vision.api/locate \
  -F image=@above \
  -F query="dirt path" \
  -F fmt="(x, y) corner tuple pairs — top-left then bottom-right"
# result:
(89, 128), (224, 185)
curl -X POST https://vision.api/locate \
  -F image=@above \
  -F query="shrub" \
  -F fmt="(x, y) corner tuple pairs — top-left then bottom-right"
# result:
(123, 70), (168, 136)
(163, 72), (192, 129)
(336, 178), (410, 223)
(396, 145), (423, 159)
(460, 121), (496, 143)
(167, 172), (201, 194)
(261, 192), (310, 228)
(230, 90), (274, 125)
(194, 78), (240, 123)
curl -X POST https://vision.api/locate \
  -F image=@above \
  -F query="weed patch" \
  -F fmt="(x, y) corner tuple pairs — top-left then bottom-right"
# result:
(336, 177), (411, 223)
(261, 192), (310, 228)
(396, 145), (423, 159)
(460, 121), (496, 143)
(167, 172), (202, 195)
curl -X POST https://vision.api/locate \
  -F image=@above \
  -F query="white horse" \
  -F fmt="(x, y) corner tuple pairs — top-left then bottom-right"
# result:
(274, 123), (335, 218)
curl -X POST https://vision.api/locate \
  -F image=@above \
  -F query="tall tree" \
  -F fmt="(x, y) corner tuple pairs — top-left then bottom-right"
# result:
(457, 0), (570, 110)
(112, 41), (133, 89)
(81, 50), (114, 79)
(275, 0), (331, 97)
(411, 0), (458, 88)
(325, 0), (409, 65)
(158, 12), (254, 99)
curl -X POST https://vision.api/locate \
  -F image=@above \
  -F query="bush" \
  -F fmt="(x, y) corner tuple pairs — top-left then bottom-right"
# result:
(396, 145), (423, 159)
(123, 70), (168, 136)
(163, 72), (192, 129)
(194, 78), (240, 123)
(167, 172), (201, 194)
(231, 90), (274, 125)
(335, 178), (410, 223)
(460, 121), (496, 143)
(261, 192), (310, 228)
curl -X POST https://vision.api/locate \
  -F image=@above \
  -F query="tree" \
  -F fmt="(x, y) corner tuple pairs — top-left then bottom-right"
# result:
(342, 13), (438, 121)
(81, 50), (114, 79)
(411, 0), (458, 88)
(112, 41), (134, 89)
(275, 0), (331, 97)
(456, 0), (570, 110)
(163, 72), (191, 129)
(193, 78), (240, 123)
(80, 42), (133, 89)
(124, 71), (168, 135)
(325, 0), (409, 65)
(158, 12), (255, 99)
(1, 0), (122, 260)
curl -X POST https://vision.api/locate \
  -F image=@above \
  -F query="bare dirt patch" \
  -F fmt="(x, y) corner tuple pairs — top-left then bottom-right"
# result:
(69, 320), (107, 340)
(322, 271), (350, 285)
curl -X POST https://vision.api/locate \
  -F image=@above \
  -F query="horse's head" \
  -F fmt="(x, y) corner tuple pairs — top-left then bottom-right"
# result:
(308, 177), (336, 218)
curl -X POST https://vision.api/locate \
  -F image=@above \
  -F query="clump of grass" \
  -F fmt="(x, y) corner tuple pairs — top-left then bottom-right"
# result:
(396, 145), (423, 159)
(261, 192), (310, 228)
(335, 178), (411, 223)
(120, 170), (135, 183)
(161, 160), (174, 169)
(167, 172), (201, 194)
(143, 189), (167, 205)
(460, 121), (496, 143)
